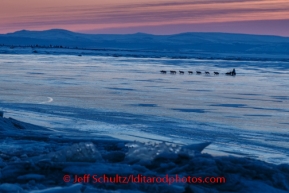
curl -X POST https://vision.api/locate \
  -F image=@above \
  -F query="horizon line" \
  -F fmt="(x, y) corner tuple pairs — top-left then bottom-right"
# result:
(2, 28), (289, 38)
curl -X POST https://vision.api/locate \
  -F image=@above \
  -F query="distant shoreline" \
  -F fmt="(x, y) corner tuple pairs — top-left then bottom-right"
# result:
(1, 29), (289, 63)
(1, 45), (289, 63)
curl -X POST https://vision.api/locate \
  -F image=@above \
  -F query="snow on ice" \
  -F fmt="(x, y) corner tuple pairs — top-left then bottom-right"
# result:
(0, 115), (288, 193)
(0, 51), (289, 192)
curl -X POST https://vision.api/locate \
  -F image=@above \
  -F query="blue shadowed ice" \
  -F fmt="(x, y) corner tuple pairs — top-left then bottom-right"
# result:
(0, 54), (289, 192)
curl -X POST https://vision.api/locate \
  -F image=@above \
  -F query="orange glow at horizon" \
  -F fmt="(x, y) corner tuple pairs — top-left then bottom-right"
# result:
(0, 0), (289, 36)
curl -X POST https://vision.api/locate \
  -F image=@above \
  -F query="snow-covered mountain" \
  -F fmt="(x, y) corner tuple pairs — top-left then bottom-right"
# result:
(1, 29), (289, 55)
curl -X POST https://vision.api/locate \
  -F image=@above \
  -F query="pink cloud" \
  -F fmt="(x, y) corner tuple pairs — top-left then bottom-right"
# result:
(0, 0), (288, 36)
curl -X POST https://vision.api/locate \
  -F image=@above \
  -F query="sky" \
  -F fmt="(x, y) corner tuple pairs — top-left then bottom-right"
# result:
(0, 0), (289, 36)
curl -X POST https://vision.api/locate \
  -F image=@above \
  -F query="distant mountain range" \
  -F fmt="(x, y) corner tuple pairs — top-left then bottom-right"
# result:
(1, 29), (289, 55)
